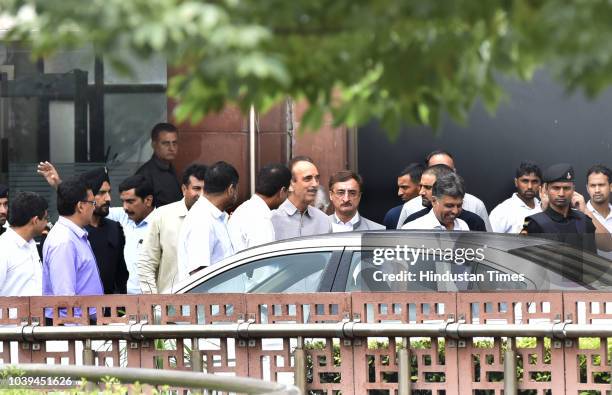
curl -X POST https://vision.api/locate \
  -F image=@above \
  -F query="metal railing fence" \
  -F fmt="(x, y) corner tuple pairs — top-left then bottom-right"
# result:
(0, 292), (610, 394)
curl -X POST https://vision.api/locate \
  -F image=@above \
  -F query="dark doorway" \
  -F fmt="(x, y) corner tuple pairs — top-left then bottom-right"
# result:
(358, 71), (612, 223)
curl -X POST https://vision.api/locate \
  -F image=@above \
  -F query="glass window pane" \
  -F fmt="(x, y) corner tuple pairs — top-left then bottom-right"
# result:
(44, 47), (95, 84)
(104, 51), (166, 85)
(103, 93), (166, 164)
(188, 252), (334, 293)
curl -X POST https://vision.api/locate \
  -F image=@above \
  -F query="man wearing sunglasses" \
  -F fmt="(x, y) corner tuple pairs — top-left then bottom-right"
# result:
(328, 170), (384, 232)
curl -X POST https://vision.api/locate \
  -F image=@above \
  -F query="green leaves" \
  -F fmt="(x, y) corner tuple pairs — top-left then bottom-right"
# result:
(3, 0), (612, 136)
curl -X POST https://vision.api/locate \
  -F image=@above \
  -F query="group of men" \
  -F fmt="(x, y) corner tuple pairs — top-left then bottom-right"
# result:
(382, 152), (611, 257)
(0, 123), (611, 297)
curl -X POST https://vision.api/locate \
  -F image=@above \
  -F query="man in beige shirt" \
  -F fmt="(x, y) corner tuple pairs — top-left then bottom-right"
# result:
(137, 164), (207, 293)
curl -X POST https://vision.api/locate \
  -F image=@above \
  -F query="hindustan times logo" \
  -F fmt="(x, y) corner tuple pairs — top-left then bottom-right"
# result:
(372, 245), (486, 266)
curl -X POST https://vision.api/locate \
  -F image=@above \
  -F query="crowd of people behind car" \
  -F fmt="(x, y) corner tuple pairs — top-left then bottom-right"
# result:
(0, 122), (611, 298)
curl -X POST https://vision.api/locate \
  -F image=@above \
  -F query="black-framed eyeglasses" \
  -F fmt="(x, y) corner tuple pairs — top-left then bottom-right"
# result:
(80, 200), (97, 207)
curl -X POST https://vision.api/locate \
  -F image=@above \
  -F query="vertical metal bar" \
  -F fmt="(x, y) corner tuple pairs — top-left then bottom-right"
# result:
(191, 337), (202, 372)
(249, 105), (256, 196)
(73, 69), (89, 162)
(38, 98), (50, 161)
(83, 339), (94, 365)
(398, 337), (411, 395)
(504, 337), (517, 395)
(285, 98), (294, 162)
(89, 57), (105, 162)
(82, 339), (96, 391)
(293, 336), (306, 393)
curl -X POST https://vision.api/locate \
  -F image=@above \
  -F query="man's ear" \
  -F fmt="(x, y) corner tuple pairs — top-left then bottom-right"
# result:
(145, 195), (154, 207)
(514, 178), (518, 189)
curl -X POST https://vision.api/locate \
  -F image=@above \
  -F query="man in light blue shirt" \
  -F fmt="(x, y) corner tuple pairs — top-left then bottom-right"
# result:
(177, 161), (238, 280)
(108, 174), (155, 294)
(43, 178), (103, 296)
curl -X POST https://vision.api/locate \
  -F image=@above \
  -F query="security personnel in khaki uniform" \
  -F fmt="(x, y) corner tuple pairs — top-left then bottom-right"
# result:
(522, 163), (597, 254)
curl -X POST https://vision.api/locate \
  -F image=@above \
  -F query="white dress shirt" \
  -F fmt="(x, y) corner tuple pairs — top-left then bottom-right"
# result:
(331, 213), (360, 233)
(177, 196), (234, 281)
(108, 207), (155, 294)
(228, 194), (275, 252)
(587, 201), (612, 260)
(398, 193), (491, 231)
(401, 209), (470, 231)
(489, 193), (542, 233)
(0, 228), (43, 296)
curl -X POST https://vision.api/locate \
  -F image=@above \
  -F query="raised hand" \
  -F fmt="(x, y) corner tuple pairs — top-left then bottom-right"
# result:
(571, 191), (586, 213)
(37, 161), (62, 189)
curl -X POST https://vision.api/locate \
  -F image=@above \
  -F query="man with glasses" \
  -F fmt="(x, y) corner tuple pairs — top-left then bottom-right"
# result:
(328, 171), (384, 232)
(135, 122), (182, 207)
(36, 163), (130, 294)
(0, 191), (48, 296)
(80, 167), (129, 294)
(42, 178), (103, 296)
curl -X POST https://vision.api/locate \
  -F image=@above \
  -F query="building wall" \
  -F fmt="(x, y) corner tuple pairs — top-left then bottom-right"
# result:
(168, 88), (349, 206)
(291, 100), (348, 194)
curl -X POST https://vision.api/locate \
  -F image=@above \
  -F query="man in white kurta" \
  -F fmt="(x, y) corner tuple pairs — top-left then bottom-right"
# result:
(177, 161), (239, 280)
(489, 161), (542, 233)
(228, 163), (291, 252)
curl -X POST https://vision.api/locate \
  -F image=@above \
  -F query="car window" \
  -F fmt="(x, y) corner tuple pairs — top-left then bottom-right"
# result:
(345, 250), (535, 292)
(507, 244), (612, 290)
(187, 251), (334, 293)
